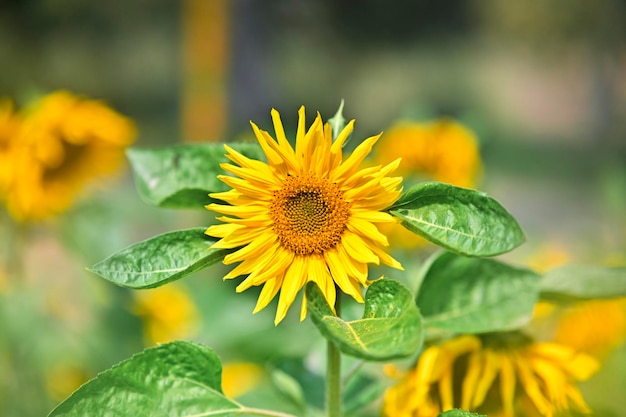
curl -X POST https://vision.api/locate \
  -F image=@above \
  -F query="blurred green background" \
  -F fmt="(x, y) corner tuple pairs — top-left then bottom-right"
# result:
(0, 1), (625, 416)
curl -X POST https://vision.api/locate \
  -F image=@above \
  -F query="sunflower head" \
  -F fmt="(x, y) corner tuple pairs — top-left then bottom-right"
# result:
(383, 332), (599, 417)
(205, 106), (404, 325)
(2, 91), (136, 221)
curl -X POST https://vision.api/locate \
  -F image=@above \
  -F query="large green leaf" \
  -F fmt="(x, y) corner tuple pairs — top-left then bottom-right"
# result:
(48, 341), (242, 417)
(388, 182), (525, 257)
(540, 264), (626, 301)
(127, 142), (264, 209)
(417, 252), (540, 334)
(89, 228), (228, 289)
(306, 280), (424, 361)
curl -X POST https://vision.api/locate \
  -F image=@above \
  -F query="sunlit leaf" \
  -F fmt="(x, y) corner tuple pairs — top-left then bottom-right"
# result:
(388, 182), (525, 257)
(48, 341), (242, 417)
(306, 280), (424, 361)
(540, 264), (626, 301)
(127, 143), (264, 209)
(417, 251), (540, 333)
(89, 228), (227, 289)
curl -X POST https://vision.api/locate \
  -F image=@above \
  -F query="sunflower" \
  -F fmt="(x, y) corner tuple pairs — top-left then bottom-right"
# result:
(4, 91), (136, 221)
(383, 333), (599, 417)
(205, 106), (403, 325)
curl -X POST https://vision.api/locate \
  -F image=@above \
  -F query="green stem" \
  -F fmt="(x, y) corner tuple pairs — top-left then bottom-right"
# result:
(326, 292), (342, 417)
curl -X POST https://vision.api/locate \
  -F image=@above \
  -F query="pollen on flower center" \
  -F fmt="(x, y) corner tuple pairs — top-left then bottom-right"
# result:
(270, 172), (351, 256)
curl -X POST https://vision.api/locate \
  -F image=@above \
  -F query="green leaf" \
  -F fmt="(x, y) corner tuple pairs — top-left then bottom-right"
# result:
(127, 142), (264, 209)
(306, 280), (424, 361)
(48, 341), (242, 417)
(540, 264), (626, 301)
(438, 409), (486, 417)
(342, 373), (386, 415)
(417, 251), (540, 334)
(89, 228), (228, 289)
(269, 369), (306, 412)
(388, 182), (525, 257)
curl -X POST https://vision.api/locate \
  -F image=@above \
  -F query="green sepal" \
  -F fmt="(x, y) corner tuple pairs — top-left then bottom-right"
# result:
(540, 264), (626, 301)
(89, 228), (228, 289)
(388, 182), (525, 257)
(328, 99), (350, 144)
(47, 341), (242, 417)
(438, 409), (487, 417)
(417, 251), (541, 334)
(127, 142), (264, 209)
(306, 280), (424, 361)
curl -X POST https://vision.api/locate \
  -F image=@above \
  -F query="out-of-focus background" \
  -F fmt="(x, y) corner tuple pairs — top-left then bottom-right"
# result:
(0, 1), (625, 416)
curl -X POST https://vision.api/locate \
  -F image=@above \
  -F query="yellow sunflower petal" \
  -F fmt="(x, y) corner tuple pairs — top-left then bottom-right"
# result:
(275, 256), (307, 325)
(253, 276), (283, 314)
(461, 350), (483, 410)
(472, 349), (501, 408)
(499, 354), (516, 417)
(341, 231), (379, 265)
(222, 230), (277, 263)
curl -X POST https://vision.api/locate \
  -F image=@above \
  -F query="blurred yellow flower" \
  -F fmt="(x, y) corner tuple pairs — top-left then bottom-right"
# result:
(383, 333), (599, 417)
(131, 283), (200, 345)
(2, 91), (136, 221)
(526, 244), (626, 358)
(374, 118), (482, 188)
(0, 99), (21, 196)
(205, 106), (403, 325)
(221, 362), (265, 399)
(554, 298), (626, 358)
(373, 118), (483, 249)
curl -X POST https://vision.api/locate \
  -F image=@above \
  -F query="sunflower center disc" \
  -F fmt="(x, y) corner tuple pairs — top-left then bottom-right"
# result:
(271, 173), (350, 256)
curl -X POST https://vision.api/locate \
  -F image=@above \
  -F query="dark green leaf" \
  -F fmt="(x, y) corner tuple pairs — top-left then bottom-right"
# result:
(48, 341), (242, 417)
(89, 228), (228, 289)
(417, 251), (540, 333)
(540, 264), (626, 301)
(438, 409), (486, 417)
(388, 182), (525, 257)
(127, 142), (264, 209)
(306, 280), (424, 361)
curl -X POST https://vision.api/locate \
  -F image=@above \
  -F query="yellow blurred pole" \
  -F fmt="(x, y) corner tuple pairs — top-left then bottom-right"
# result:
(181, 0), (229, 143)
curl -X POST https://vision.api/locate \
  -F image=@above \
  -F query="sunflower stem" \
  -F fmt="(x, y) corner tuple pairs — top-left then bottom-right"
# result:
(326, 291), (342, 417)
